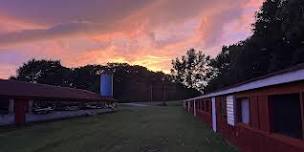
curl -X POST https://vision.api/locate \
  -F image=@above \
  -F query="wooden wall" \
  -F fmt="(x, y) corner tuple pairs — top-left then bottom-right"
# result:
(216, 82), (304, 152)
(185, 81), (304, 152)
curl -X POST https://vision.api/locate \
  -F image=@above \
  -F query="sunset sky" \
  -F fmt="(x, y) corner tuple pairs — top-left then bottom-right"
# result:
(0, 0), (264, 79)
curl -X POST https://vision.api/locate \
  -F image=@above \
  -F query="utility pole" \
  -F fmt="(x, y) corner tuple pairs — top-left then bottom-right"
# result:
(150, 84), (153, 103)
(161, 77), (166, 106)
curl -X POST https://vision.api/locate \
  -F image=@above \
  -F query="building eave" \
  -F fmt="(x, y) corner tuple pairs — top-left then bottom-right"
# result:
(185, 65), (304, 101)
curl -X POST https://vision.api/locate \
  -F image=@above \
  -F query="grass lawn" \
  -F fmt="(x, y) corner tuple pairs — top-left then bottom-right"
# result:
(0, 105), (237, 152)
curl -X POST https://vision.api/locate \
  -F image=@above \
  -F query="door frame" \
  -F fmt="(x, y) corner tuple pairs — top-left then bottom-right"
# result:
(212, 97), (217, 132)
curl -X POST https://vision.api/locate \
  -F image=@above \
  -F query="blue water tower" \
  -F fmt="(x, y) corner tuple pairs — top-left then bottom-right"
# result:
(100, 72), (113, 97)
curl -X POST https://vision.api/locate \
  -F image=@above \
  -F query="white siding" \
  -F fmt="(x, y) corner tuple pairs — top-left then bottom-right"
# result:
(26, 109), (114, 123)
(226, 95), (236, 126)
(0, 114), (15, 126)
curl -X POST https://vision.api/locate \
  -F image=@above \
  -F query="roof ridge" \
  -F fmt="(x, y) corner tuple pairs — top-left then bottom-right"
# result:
(206, 63), (304, 94)
(0, 79), (98, 95)
(185, 63), (304, 101)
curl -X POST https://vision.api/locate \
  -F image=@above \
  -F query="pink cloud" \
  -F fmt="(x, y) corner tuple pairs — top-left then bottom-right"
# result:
(0, 63), (16, 79)
(0, 0), (264, 79)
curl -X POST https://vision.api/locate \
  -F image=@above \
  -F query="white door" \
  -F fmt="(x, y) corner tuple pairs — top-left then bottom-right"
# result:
(211, 97), (217, 132)
(241, 98), (250, 124)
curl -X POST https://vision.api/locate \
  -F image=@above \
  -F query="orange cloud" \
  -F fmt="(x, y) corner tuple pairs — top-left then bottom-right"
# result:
(0, 13), (45, 33)
(0, 0), (264, 79)
(243, 0), (264, 8)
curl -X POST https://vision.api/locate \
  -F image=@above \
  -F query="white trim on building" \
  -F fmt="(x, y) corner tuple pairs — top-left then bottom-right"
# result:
(211, 97), (217, 132)
(185, 67), (304, 101)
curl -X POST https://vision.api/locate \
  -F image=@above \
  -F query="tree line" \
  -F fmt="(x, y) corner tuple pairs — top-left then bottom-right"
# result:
(11, 60), (200, 102)
(172, 0), (304, 93)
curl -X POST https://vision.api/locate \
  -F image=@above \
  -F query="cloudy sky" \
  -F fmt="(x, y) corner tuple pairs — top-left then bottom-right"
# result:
(0, 0), (263, 78)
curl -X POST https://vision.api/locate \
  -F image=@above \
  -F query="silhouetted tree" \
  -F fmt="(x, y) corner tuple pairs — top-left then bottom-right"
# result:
(171, 48), (211, 91)
(205, 0), (304, 92)
(15, 59), (71, 86)
(12, 60), (200, 102)
(70, 65), (104, 92)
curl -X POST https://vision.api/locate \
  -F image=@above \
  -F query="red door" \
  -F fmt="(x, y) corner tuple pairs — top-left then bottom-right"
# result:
(14, 100), (28, 125)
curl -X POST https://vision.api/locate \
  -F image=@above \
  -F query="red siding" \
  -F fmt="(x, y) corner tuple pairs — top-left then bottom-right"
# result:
(257, 95), (270, 132)
(14, 99), (28, 125)
(185, 81), (304, 152)
(249, 96), (259, 128)
(196, 111), (211, 126)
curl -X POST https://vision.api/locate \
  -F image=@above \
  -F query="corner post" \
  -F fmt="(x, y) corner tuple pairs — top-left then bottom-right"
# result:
(194, 99), (196, 117)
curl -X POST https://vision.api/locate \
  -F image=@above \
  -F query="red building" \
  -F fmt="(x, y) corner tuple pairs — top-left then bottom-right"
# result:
(0, 79), (115, 126)
(184, 64), (304, 152)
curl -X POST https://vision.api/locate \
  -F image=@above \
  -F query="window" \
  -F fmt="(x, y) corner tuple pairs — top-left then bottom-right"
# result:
(226, 95), (236, 126)
(221, 97), (227, 119)
(0, 98), (9, 114)
(237, 98), (250, 124)
(269, 94), (303, 139)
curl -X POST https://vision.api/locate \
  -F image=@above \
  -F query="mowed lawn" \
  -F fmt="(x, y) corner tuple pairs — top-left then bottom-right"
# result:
(0, 105), (237, 152)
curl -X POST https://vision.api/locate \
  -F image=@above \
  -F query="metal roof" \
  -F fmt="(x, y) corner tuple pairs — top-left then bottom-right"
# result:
(185, 64), (304, 101)
(0, 79), (115, 101)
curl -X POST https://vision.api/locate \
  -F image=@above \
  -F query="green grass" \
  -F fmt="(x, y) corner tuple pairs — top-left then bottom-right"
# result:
(0, 106), (237, 152)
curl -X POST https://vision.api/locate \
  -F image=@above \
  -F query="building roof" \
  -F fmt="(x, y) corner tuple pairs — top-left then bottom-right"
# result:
(0, 79), (115, 101)
(186, 63), (304, 101)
